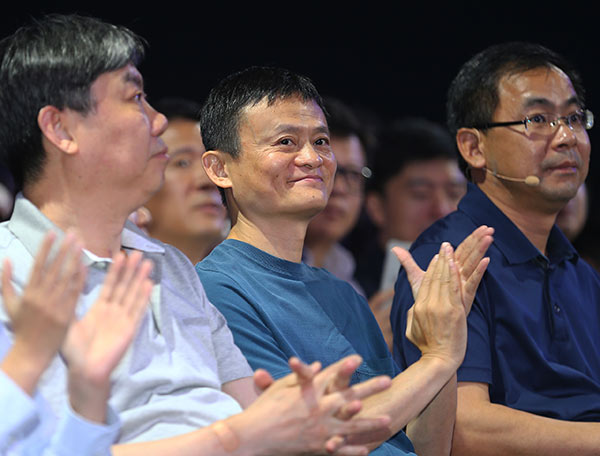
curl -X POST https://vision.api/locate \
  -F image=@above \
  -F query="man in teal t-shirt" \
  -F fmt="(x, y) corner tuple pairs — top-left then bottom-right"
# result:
(196, 65), (492, 456)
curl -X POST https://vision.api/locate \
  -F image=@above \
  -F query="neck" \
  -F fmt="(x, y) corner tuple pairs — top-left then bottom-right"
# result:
(227, 214), (307, 263)
(26, 183), (130, 258)
(477, 180), (557, 255)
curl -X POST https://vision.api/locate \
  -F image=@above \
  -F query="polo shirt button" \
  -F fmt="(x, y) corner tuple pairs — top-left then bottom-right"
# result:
(554, 304), (561, 313)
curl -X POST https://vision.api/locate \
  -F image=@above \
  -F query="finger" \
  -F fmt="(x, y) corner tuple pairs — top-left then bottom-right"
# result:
(253, 368), (275, 393)
(43, 231), (78, 287)
(325, 436), (369, 456)
(289, 357), (322, 385)
(455, 226), (494, 280)
(428, 242), (450, 304)
(446, 246), (463, 310)
(462, 257), (490, 314)
(1, 259), (17, 319)
(342, 375), (392, 404)
(331, 444), (370, 456)
(97, 251), (126, 303)
(391, 247), (423, 297)
(28, 231), (58, 286)
(122, 259), (153, 315)
(335, 414), (392, 438)
(110, 251), (143, 304)
(60, 262), (88, 317)
(414, 252), (439, 302)
(52, 239), (84, 301)
(323, 355), (362, 394)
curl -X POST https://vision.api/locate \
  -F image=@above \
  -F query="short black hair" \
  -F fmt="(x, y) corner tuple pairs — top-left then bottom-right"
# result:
(368, 117), (457, 194)
(152, 96), (201, 122)
(446, 41), (586, 177)
(322, 96), (376, 163)
(0, 14), (146, 190)
(200, 66), (326, 158)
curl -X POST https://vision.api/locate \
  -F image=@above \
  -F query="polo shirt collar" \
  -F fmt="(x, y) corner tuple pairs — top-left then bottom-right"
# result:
(459, 183), (577, 266)
(8, 193), (165, 267)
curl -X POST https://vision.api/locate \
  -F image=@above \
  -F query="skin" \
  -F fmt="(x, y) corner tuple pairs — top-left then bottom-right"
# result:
(458, 65), (590, 254)
(31, 64), (169, 258)
(1, 231), (153, 424)
(453, 66), (598, 455)
(367, 159), (466, 247)
(206, 96), (337, 263)
(203, 95), (494, 456)
(304, 134), (366, 267)
(555, 182), (588, 241)
(144, 119), (227, 263)
(21, 64), (396, 455)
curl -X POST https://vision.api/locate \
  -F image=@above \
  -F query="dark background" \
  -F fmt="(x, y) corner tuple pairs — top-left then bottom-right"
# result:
(2, 4), (599, 234)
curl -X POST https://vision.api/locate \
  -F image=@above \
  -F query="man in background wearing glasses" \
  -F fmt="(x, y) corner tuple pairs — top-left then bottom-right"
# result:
(392, 42), (600, 454)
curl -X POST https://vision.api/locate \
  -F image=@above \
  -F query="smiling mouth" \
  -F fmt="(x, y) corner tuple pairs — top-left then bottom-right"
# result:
(291, 175), (324, 183)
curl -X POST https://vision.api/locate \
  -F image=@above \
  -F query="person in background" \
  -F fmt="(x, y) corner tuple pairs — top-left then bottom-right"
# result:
(358, 118), (466, 300)
(303, 96), (372, 296)
(137, 97), (228, 264)
(555, 182), (588, 242)
(0, 164), (15, 221)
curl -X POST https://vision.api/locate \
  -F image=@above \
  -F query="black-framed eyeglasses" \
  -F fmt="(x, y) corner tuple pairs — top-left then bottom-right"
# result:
(335, 165), (372, 193)
(471, 109), (594, 136)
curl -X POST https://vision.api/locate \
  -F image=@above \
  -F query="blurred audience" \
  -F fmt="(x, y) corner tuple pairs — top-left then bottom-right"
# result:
(0, 164), (15, 222)
(556, 182), (588, 242)
(303, 97), (372, 296)
(356, 117), (466, 299)
(134, 97), (229, 264)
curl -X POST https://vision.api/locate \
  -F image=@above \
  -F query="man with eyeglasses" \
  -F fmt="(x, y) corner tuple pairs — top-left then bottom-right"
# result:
(392, 42), (600, 454)
(303, 97), (372, 297)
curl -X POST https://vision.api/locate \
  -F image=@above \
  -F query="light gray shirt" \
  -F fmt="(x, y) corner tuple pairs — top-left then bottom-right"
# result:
(0, 195), (252, 443)
(0, 326), (120, 456)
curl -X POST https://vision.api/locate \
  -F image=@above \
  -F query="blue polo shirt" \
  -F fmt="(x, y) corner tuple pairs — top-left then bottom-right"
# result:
(391, 183), (600, 421)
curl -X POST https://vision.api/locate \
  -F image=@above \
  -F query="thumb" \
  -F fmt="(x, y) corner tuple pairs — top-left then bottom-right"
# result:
(391, 246), (424, 297)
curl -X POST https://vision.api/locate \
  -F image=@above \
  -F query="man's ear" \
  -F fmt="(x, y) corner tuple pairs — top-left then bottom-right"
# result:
(37, 106), (78, 154)
(456, 127), (487, 170)
(365, 191), (386, 229)
(202, 150), (232, 189)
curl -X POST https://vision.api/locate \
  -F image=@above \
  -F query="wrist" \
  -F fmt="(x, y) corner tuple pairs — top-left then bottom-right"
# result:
(417, 353), (460, 378)
(220, 411), (279, 456)
(0, 342), (52, 395)
(67, 369), (110, 424)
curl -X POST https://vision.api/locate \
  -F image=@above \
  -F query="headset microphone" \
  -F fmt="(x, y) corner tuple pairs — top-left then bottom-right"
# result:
(484, 168), (540, 187)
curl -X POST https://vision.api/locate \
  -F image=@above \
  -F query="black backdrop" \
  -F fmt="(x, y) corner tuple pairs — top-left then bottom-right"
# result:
(2, 3), (599, 232)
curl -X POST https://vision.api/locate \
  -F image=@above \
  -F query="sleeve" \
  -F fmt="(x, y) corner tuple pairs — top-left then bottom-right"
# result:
(43, 403), (120, 456)
(166, 246), (253, 384)
(0, 349), (120, 456)
(200, 287), (254, 383)
(456, 282), (493, 384)
(199, 269), (293, 380)
(0, 370), (40, 452)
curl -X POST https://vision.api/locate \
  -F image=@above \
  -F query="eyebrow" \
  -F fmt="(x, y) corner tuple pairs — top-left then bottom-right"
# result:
(270, 124), (330, 136)
(123, 70), (144, 90)
(522, 95), (581, 110)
